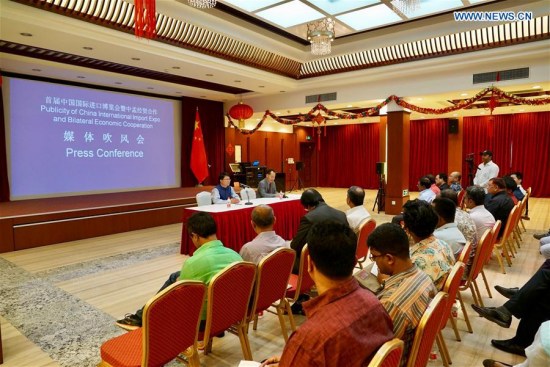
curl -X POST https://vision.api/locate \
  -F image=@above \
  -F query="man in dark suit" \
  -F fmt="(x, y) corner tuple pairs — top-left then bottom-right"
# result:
(484, 177), (515, 237)
(290, 188), (349, 274)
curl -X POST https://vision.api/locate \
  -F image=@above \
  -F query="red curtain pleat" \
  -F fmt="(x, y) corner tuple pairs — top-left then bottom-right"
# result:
(462, 112), (550, 197)
(408, 119), (449, 191)
(318, 123), (380, 189)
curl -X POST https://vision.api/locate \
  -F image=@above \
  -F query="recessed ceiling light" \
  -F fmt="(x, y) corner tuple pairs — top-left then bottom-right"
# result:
(83, 46), (93, 50)
(131, 57), (141, 61)
(172, 66), (180, 69)
(234, 80), (241, 83)
(256, 118), (261, 121)
(205, 74), (214, 77)
(461, 93), (468, 96)
(32, 68), (41, 72)
(347, 105), (352, 108)
(276, 112), (281, 115)
(453, 114), (458, 117)
(480, 111), (485, 115)
(417, 98), (423, 101)
(77, 76), (85, 79)
(20, 32), (32, 37)
(519, 109), (525, 112)
(115, 82), (122, 85)
(147, 87), (154, 90)
(532, 85), (541, 89)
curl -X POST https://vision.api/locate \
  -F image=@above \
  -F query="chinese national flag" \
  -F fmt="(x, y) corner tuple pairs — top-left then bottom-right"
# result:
(190, 109), (208, 184)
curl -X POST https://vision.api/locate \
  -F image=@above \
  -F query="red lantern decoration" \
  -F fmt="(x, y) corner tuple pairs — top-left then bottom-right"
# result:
(229, 102), (253, 128)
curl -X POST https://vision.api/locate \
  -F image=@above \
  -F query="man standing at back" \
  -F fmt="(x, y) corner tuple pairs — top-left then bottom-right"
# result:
(239, 205), (287, 264)
(261, 222), (394, 367)
(474, 150), (500, 192)
(345, 185), (371, 235)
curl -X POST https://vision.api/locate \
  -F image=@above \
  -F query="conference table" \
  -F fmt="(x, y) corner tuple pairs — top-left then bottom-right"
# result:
(180, 195), (305, 255)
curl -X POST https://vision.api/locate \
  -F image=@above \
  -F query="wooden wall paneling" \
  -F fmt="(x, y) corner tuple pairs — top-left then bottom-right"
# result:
(448, 117), (463, 173)
(0, 218), (14, 253)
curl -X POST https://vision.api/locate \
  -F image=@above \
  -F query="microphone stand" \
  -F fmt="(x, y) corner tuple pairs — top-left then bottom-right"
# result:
(242, 185), (253, 205)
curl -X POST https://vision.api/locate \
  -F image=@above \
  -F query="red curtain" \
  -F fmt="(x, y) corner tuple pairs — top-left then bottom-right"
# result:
(462, 112), (550, 197)
(318, 123), (380, 189)
(408, 119), (449, 191)
(181, 97), (225, 187)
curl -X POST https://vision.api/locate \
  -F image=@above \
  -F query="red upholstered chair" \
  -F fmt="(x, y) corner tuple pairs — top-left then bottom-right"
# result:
(437, 261), (465, 367)
(406, 292), (448, 367)
(284, 245), (315, 331)
(356, 218), (377, 269)
(199, 261), (256, 360)
(489, 220), (504, 273)
(99, 280), (206, 367)
(494, 205), (518, 271)
(242, 247), (295, 359)
(367, 338), (404, 367)
(458, 189), (466, 209)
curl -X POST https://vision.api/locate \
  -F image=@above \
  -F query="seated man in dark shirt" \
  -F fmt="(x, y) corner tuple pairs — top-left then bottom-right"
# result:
(261, 222), (394, 367)
(484, 177), (515, 237)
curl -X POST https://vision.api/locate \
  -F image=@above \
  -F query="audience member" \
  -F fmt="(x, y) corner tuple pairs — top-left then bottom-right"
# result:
(510, 172), (526, 202)
(345, 185), (371, 235)
(449, 171), (463, 192)
(464, 186), (496, 241)
(436, 172), (450, 191)
(440, 189), (478, 246)
(418, 176), (436, 203)
(261, 222), (394, 367)
(239, 205), (287, 264)
(116, 212), (242, 330)
(474, 150), (500, 192)
(258, 168), (281, 198)
(433, 197), (467, 259)
(426, 174), (441, 195)
(503, 175), (519, 204)
(402, 199), (455, 290)
(471, 259), (550, 357)
(368, 223), (437, 367)
(484, 177), (515, 237)
(212, 172), (240, 204)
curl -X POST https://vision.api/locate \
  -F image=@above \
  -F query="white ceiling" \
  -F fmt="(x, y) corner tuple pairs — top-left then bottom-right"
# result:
(1, 0), (549, 126)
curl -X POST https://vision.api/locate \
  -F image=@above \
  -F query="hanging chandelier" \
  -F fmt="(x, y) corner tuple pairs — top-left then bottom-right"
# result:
(307, 18), (335, 56)
(392, 0), (420, 15)
(188, 0), (216, 9)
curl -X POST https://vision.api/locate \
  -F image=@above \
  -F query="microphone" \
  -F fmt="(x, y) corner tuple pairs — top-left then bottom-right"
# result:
(241, 184), (253, 205)
(240, 183), (250, 188)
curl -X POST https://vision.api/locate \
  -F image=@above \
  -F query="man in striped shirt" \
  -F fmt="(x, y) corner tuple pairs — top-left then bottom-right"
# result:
(368, 223), (437, 367)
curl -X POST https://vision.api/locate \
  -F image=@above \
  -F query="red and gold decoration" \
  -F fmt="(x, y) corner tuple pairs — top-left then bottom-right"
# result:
(134, 0), (156, 39)
(227, 86), (550, 137)
(228, 102), (254, 129)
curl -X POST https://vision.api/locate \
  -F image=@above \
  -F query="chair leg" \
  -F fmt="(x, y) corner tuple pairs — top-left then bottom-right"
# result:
(436, 332), (451, 366)
(285, 299), (297, 331)
(449, 314), (461, 341)
(237, 325), (253, 360)
(502, 240), (514, 265)
(480, 269), (492, 298)
(469, 284), (480, 307)
(472, 280), (484, 308)
(493, 248), (506, 274)
(457, 292), (473, 333)
(253, 314), (259, 331)
(520, 218), (526, 232)
(276, 305), (289, 342)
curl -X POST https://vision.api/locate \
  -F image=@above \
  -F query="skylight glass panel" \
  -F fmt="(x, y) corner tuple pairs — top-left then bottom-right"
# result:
(336, 4), (401, 31)
(256, 0), (325, 28)
(401, 0), (463, 19)
(308, 0), (380, 15)
(222, 0), (284, 12)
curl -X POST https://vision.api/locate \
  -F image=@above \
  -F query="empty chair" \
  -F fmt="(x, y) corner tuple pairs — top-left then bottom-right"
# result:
(240, 187), (256, 201)
(195, 191), (212, 206)
(284, 244), (315, 331)
(367, 338), (405, 367)
(406, 292), (448, 367)
(100, 280), (206, 367)
(199, 261), (256, 360)
(356, 218), (377, 269)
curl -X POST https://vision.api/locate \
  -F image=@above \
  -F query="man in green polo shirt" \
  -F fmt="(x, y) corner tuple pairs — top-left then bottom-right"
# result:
(116, 211), (242, 330)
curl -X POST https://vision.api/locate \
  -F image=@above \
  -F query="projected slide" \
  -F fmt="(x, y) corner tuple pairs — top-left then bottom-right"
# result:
(5, 78), (180, 199)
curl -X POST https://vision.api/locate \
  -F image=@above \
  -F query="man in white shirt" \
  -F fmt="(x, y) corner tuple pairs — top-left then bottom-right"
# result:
(239, 204), (287, 264)
(345, 185), (371, 235)
(418, 176), (436, 203)
(464, 185), (496, 241)
(474, 150), (500, 192)
(433, 197), (466, 259)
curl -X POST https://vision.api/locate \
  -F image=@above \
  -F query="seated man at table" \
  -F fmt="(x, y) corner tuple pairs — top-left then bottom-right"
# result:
(212, 172), (240, 204)
(345, 185), (371, 235)
(260, 221), (394, 367)
(258, 168), (282, 198)
(239, 204), (287, 264)
(368, 223), (437, 367)
(116, 212), (242, 330)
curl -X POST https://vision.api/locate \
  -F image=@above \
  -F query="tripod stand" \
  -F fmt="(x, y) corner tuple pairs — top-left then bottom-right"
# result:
(373, 174), (385, 213)
(289, 162), (304, 192)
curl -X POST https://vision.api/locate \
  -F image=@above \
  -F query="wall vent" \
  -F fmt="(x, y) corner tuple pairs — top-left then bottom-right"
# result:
(473, 68), (529, 84)
(305, 92), (337, 104)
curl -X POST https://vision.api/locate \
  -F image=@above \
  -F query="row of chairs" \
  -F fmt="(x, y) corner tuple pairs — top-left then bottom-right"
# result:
(99, 245), (315, 367)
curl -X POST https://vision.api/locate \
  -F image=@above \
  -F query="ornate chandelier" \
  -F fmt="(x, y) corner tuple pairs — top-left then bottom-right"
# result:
(188, 0), (216, 9)
(307, 18), (335, 56)
(392, 0), (420, 15)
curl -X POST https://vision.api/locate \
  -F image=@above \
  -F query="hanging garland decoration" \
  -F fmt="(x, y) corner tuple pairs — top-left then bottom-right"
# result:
(227, 87), (550, 135)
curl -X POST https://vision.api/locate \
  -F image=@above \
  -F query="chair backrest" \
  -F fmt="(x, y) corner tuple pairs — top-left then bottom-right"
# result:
(142, 280), (206, 367)
(249, 247), (295, 318)
(441, 261), (465, 331)
(241, 187), (256, 200)
(356, 218), (376, 261)
(502, 205), (519, 240)
(367, 338), (405, 367)
(286, 245), (315, 301)
(406, 292), (448, 367)
(457, 241), (472, 264)
(457, 189), (466, 208)
(512, 201), (522, 228)
(490, 220), (502, 248)
(467, 229), (492, 282)
(196, 191), (212, 206)
(203, 261), (256, 342)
